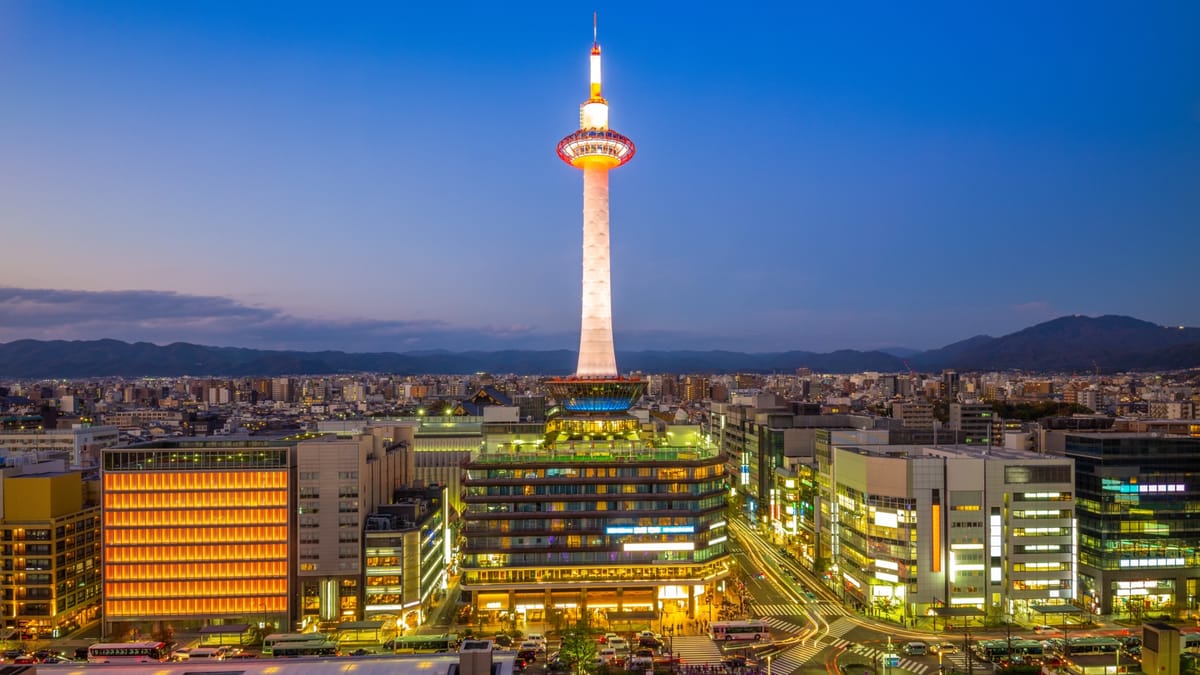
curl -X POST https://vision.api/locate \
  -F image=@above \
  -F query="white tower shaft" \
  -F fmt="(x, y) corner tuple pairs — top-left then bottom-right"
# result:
(577, 166), (617, 377)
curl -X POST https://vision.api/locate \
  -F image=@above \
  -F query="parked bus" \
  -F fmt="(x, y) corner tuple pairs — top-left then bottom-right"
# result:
(272, 640), (340, 658)
(709, 620), (771, 642)
(1011, 639), (1045, 664)
(87, 641), (169, 664)
(262, 632), (329, 657)
(386, 634), (460, 654)
(1067, 637), (1121, 655)
(1183, 633), (1200, 653)
(974, 640), (1011, 663)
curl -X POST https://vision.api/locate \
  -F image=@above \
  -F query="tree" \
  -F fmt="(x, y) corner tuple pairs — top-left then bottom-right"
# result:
(559, 617), (599, 675)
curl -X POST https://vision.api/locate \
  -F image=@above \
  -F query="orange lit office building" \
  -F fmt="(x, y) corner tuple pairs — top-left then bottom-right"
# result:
(101, 439), (292, 637)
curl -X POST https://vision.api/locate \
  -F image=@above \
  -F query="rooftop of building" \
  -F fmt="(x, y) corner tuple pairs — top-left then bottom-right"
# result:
(837, 442), (1068, 462)
(1064, 431), (1198, 439)
(115, 432), (319, 449)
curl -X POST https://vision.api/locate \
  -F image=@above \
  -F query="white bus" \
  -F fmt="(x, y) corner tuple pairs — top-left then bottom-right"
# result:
(709, 620), (771, 642)
(262, 632), (328, 657)
(87, 641), (169, 664)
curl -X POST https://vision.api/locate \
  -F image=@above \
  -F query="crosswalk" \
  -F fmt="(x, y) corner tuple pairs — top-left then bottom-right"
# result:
(669, 635), (724, 665)
(940, 651), (969, 672)
(767, 641), (828, 675)
(752, 603), (809, 617)
(813, 601), (853, 616)
(751, 601), (852, 618)
(760, 616), (809, 635)
(848, 644), (931, 675)
(823, 617), (858, 639)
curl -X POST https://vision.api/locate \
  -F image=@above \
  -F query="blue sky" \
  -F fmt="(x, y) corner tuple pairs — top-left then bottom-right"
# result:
(1, 1), (1198, 353)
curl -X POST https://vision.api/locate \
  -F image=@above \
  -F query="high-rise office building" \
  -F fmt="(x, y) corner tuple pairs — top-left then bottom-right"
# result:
(101, 438), (293, 637)
(1066, 433), (1200, 618)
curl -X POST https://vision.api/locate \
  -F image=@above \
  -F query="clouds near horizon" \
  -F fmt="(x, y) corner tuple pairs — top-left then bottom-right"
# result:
(0, 286), (549, 352)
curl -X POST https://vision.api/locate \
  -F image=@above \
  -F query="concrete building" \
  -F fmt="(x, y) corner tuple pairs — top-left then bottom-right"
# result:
(294, 426), (416, 626)
(892, 402), (935, 431)
(949, 403), (995, 445)
(0, 458), (101, 638)
(816, 440), (1075, 623)
(0, 424), (118, 468)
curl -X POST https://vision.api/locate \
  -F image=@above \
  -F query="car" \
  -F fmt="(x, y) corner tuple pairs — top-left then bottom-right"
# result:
(903, 642), (928, 657)
(1033, 625), (1059, 634)
(518, 644), (539, 661)
(526, 633), (546, 648)
(930, 642), (959, 655)
(596, 648), (618, 666)
(608, 637), (630, 652)
(513, 657), (528, 672)
(494, 634), (514, 648)
(639, 637), (662, 649)
(12, 655), (37, 665)
(601, 632), (619, 645)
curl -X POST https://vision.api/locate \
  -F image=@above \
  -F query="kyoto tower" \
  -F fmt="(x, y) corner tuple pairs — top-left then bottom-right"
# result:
(546, 18), (645, 441)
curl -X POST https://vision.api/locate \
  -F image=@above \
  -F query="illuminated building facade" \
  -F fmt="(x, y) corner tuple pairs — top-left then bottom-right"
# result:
(1066, 433), (1200, 618)
(459, 26), (730, 627)
(815, 438), (1074, 624)
(363, 487), (449, 631)
(0, 462), (101, 638)
(101, 439), (293, 637)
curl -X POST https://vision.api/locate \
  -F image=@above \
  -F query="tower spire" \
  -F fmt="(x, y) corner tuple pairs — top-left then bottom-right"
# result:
(593, 11), (598, 48)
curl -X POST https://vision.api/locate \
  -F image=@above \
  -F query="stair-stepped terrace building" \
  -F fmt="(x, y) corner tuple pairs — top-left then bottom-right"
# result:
(460, 431), (730, 627)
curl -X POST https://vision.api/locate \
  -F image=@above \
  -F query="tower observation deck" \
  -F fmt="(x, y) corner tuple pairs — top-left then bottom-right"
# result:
(548, 18), (644, 439)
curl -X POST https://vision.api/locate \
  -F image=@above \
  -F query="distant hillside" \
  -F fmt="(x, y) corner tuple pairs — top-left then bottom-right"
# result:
(911, 315), (1200, 372)
(1, 315), (1198, 377)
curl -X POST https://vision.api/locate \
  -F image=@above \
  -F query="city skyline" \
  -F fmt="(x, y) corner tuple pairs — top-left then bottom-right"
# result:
(2, 2), (1198, 353)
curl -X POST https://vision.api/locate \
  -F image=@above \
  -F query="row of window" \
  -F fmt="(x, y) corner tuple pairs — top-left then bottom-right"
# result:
(105, 526), (286, 545)
(106, 595), (287, 617)
(106, 579), (287, 598)
(104, 544), (287, 563)
(104, 561), (285, 580)
(104, 508), (288, 527)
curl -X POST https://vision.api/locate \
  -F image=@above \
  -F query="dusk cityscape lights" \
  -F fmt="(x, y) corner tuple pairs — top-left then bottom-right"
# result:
(1, 5), (1199, 674)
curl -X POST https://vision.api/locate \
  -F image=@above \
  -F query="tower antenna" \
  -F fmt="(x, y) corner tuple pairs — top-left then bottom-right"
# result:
(593, 12), (598, 46)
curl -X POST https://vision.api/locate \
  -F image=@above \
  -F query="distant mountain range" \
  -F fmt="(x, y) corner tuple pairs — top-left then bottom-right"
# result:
(1, 315), (1198, 378)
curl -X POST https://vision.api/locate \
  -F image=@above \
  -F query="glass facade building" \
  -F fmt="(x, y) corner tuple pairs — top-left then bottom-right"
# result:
(1066, 433), (1200, 618)
(460, 438), (731, 627)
